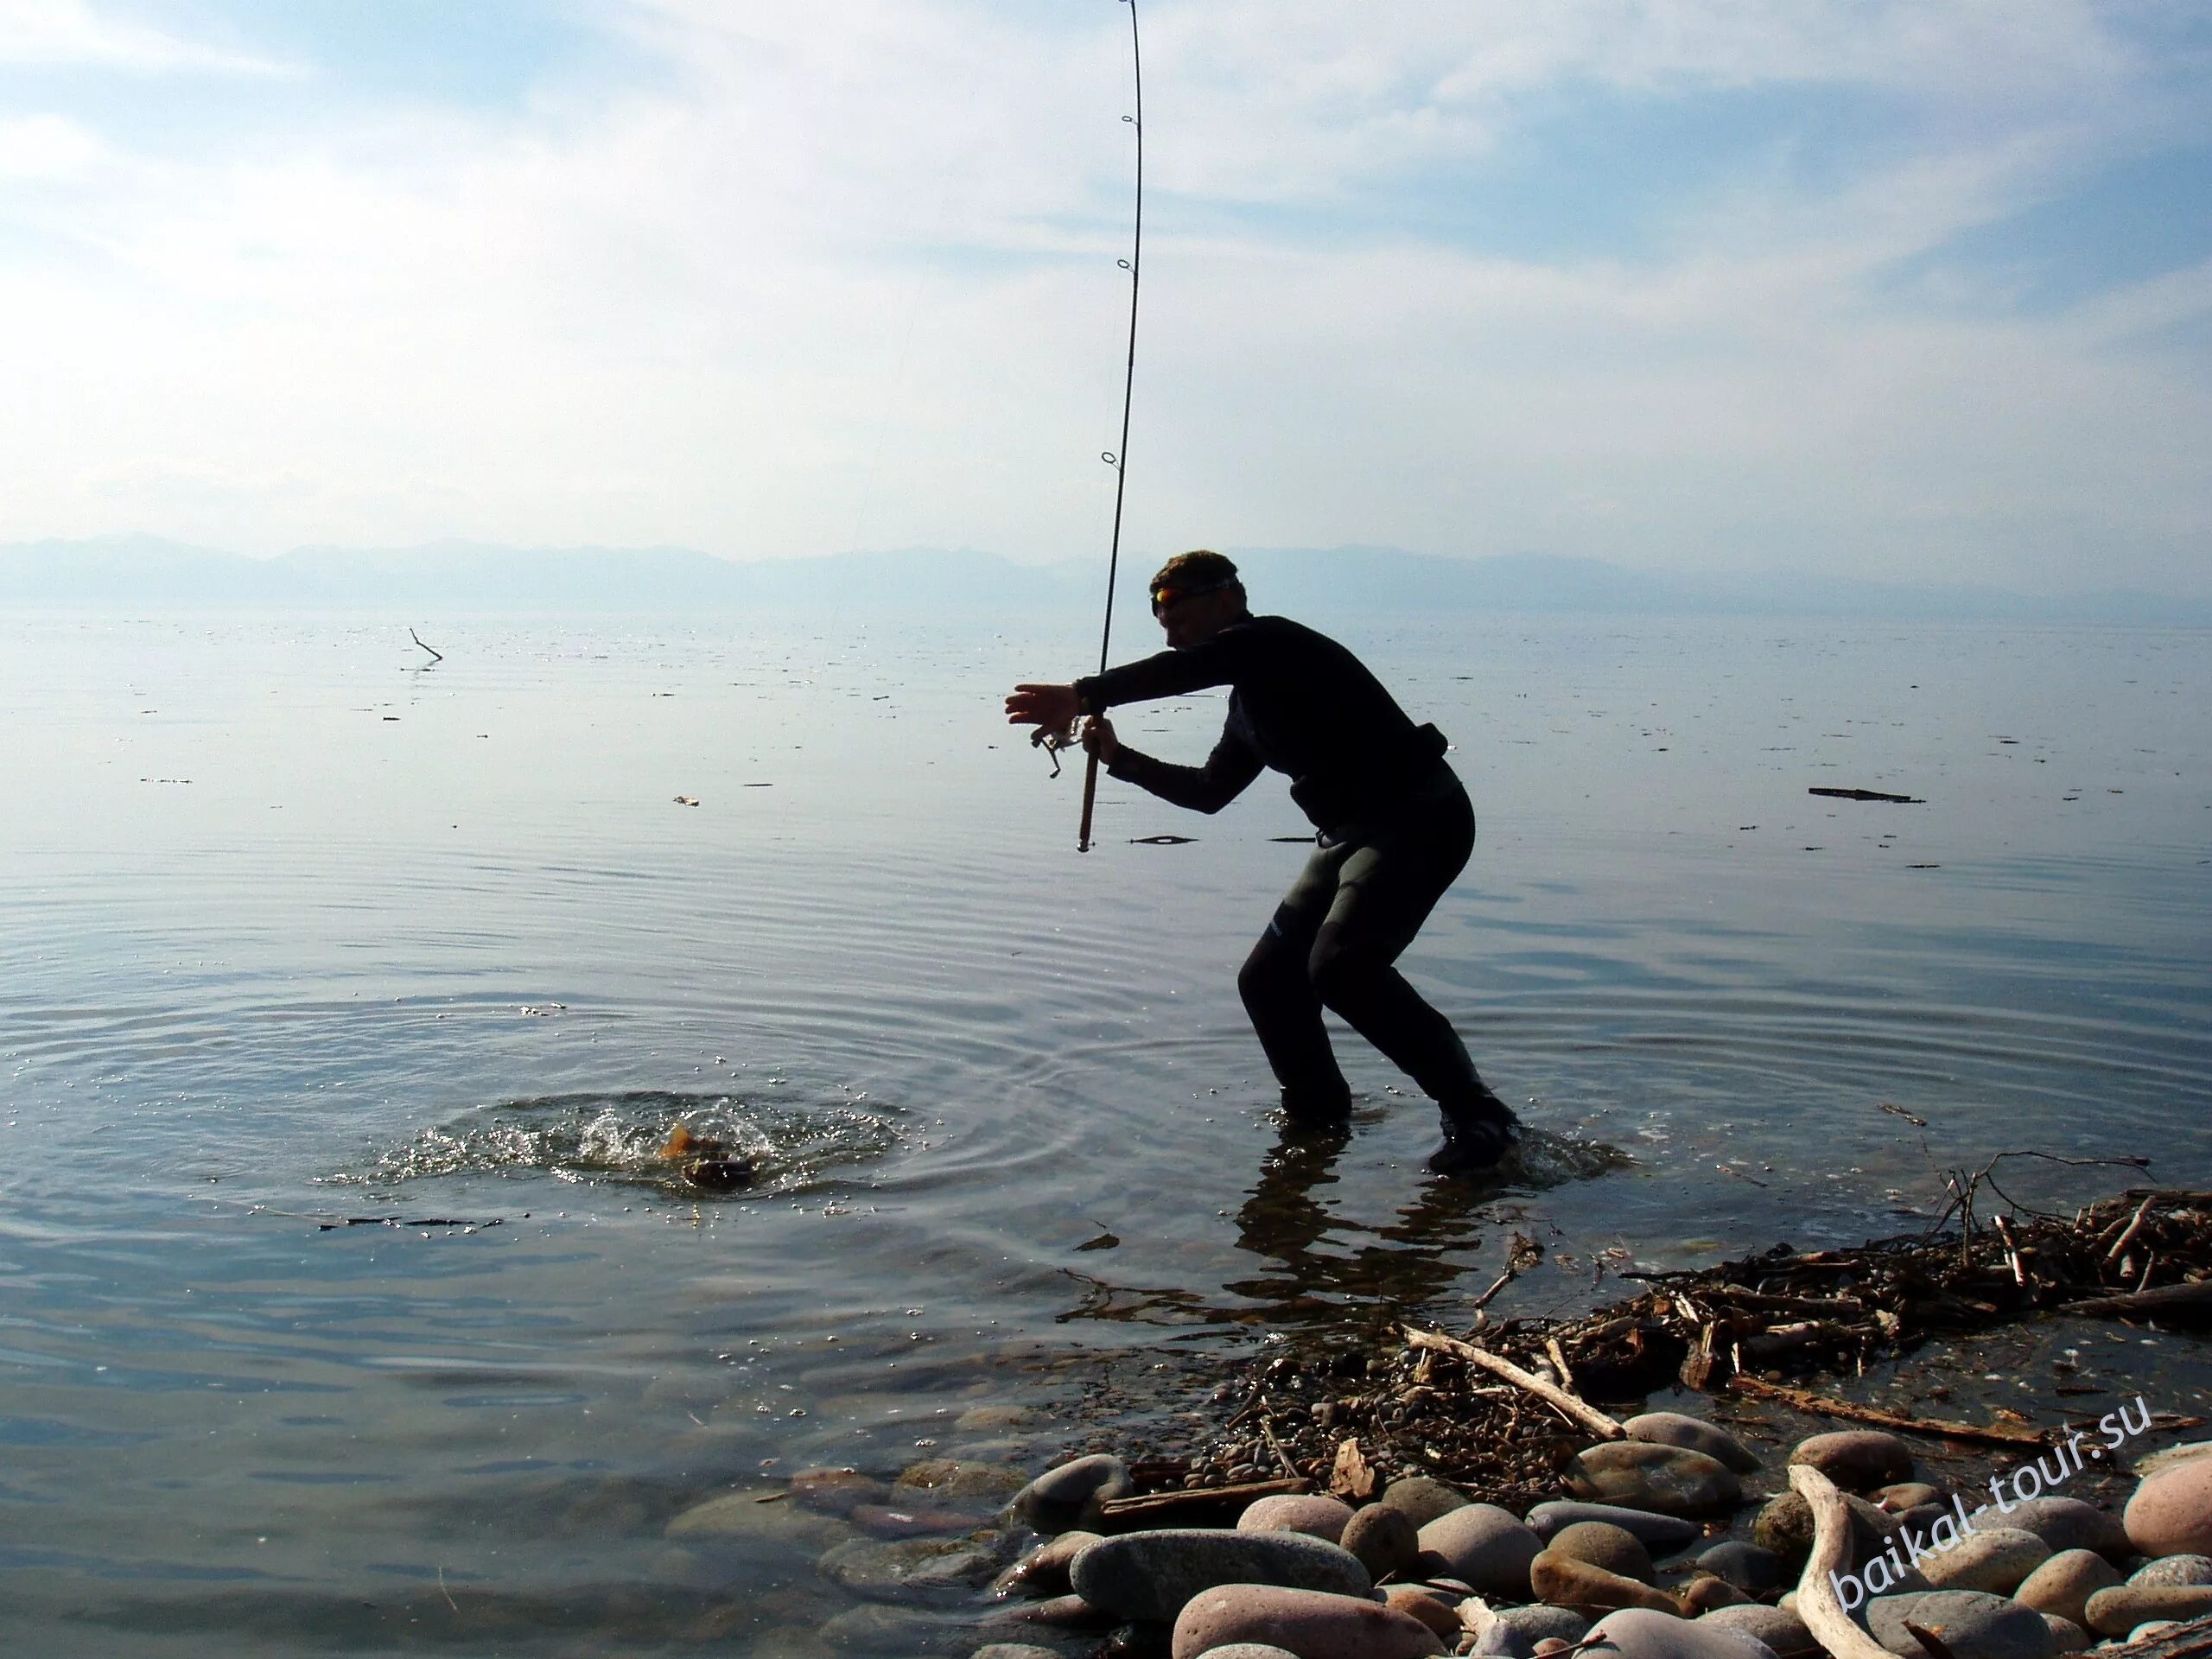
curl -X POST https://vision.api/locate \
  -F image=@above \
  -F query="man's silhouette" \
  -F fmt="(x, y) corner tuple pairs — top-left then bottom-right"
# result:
(1007, 550), (1519, 1174)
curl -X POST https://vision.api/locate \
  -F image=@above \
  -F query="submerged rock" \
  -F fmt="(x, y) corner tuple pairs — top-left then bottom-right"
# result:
(1527, 1501), (1701, 1554)
(2126, 1457), (2212, 1560)
(1583, 1606), (1778, 1659)
(956, 1403), (1041, 1433)
(1342, 1502), (1422, 1580)
(2130, 1554), (2212, 1589)
(1789, 1430), (1915, 1493)
(1681, 1576), (1752, 1614)
(1237, 1492), (1356, 1542)
(2041, 1614), (2090, 1654)
(976, 1592), (1119, 1633)
(1012, 1453), (1133, 1533)
(991, 1529), (1101, 1599)
(817, 1534), (999, 1600)
(1697, 1541), (1785, 1594)
(1698, 1604), (1816, 1657)
(892, 1457), (1022, 1509)
(1918, 1526), (2052, 1595)
(664, 1486), (850, 1550)
(1070, 1526), (1370, 1624)
(2133, 1441), (2212, 1481)
(789, 1466), (889, 1515)
(1416, 1502), (1542, 1597)
(1471, 1603), (1592, 1658)
(1866, 1591), (2056, 1659)
(2014, 1548), (2122, 1626)
(1751, 1489), (1895, 1567)
(815, 1602), (953, 1653)
(1548, 1521), (1656, 1583)
(1380, 1475), (1475, 1529)
(1997, 1497), (2130, 1561)
(1877, 1483), (1946, 1515)
(851, 1501), (982, 1537)
(1624, 1412), (1763, 1473)
(1567, 1442), (1741, 1516)
(1530, 1548), (1680, 1614)
(1171, 1584), (1446, 1659)
(1384, 1583), (1467, 1639)
(2082, 1582), (2212, 1637)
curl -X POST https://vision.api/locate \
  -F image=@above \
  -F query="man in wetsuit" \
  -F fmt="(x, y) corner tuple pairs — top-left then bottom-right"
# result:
(1005, 550), (1521, 1175)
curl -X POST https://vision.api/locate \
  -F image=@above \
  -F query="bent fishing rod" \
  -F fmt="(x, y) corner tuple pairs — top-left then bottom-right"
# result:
(1077, 0), (1145, 854)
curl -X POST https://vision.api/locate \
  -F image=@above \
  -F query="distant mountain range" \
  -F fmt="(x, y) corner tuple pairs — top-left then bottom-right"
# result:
(2, 534), (2206, 625)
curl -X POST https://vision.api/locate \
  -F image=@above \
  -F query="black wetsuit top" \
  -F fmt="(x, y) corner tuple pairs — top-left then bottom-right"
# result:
(1073, 614), (1449, 836)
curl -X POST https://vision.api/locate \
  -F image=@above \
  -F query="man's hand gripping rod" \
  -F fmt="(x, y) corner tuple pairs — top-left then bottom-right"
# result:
(1033, 722), (1101, 854)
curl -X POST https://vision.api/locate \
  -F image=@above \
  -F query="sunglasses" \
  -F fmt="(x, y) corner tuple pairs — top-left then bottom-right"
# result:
(1150, 578), (1234, 616)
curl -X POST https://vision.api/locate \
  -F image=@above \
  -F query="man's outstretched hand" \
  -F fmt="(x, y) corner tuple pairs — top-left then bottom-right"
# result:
(1006, 683), (1080, 734)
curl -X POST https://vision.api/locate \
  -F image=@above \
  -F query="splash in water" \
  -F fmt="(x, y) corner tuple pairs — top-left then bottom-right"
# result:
(326, 1089), (898, 1198)
(1493, 1125), (1637, 1188)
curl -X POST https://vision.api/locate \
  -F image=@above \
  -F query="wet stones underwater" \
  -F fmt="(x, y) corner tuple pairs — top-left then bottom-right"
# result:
(645, 1186), (2212, 1657)
(935, 1415), (2212, 1659)
(631, 1356), (2212, 1657)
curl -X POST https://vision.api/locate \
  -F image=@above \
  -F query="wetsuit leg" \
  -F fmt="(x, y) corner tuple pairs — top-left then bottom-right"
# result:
(1237, 842), (1355, 1122)
(1304, 773), (1493, 1106)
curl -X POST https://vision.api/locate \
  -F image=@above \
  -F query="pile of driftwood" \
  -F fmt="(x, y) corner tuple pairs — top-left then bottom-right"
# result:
(1122, 1185), (2211, 1515)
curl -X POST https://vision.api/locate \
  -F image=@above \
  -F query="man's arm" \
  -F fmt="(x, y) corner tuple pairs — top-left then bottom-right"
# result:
(1074, 626), (1253, 715)
(1100, 723), (1262, 815)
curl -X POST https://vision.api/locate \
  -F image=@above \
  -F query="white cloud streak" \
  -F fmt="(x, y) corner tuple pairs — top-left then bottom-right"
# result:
(0, 0), (293, 75)
(0, 0), (2205, 591)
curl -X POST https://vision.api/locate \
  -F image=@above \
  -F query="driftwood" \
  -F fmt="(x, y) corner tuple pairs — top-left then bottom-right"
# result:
(1791, 1463), (1897, 1659)
(2098, 1614), (2212, 1659)
(1809, 786), (1923, 804)
(1729, 1376), (2053, 1448)
(2064, 1280), (2212, 1320)
(1122, 1185), (2212, 1507)
(317, 1215), (499, 1232)
(1096, 1476), (1306, 1525)
(2107, 1196), (2158, 1260)
(1403, 1325), (1625, 1440)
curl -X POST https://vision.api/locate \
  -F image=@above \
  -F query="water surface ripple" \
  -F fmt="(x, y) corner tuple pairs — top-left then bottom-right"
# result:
(2, 609), (2207, 1655)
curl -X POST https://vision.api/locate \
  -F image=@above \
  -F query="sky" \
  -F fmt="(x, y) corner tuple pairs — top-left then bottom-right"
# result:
(2, 0), (2209, 594)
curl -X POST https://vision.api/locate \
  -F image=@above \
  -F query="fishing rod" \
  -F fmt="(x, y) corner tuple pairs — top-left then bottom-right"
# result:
(1077, 0), (1144, 855)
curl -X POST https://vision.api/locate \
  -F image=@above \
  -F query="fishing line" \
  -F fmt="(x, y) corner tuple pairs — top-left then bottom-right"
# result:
(1075, 0), (1145, 854)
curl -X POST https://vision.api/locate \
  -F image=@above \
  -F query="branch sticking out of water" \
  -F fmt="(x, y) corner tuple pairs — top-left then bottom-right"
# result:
(1732, 1375), (2051, 1447)
(1402, 1325), (1624, 1440)
(317, 1216), (499, 1232)
(1791, 1463), (1898, 1659)
(1808, 786), (1922, 803)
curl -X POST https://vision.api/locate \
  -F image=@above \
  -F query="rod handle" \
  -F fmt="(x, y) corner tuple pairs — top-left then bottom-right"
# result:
(1077, 750), (1101, 853)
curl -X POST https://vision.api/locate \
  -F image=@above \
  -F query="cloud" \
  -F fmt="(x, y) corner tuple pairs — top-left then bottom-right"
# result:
(0, 112), (105, 179)
(0, 0), (2205, 591)
(0, 0), (295, 75)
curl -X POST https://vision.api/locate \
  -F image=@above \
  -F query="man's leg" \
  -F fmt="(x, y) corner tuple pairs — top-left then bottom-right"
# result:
(1303, 779), (1518, 1170)
(1238, 843), (1354, 1124)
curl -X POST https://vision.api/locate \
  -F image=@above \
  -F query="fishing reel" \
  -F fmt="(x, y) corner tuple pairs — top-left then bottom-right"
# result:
(1031, 723), (1081, 779)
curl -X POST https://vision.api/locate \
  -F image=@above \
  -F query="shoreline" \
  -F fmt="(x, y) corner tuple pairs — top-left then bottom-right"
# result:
(945, 1186), (2212, 1658)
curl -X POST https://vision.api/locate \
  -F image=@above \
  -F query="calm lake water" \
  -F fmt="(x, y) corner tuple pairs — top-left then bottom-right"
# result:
(3, 607), (2208, 1656)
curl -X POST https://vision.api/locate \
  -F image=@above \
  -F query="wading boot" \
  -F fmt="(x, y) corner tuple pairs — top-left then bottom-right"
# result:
(1278, 1082), (1353, 1132)
(1426, 1087), (1521, 1176)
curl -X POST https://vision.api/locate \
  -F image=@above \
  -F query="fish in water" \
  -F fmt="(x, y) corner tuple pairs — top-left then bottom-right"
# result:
(658, 1123), (757, 1191)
